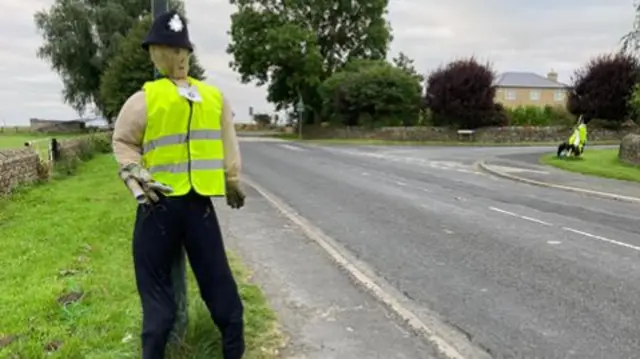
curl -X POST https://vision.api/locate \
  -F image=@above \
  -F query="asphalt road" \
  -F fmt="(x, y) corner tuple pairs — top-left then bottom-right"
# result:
(241, 140), (640, 359)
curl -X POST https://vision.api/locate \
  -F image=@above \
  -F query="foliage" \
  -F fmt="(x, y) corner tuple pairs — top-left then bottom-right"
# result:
(425, 58), (502, 129)
(99, 16), (206, 121)
(226, 0), (393, 122)
(622, 2), (640, 53)
(506, 105), (575, 126)
(628, 83), (640, 122)
(567, 52), (640, 123)
(252, 113), (272, 126)
(392, 52), (424, 84)
(319, 60), (422, 127)
(34, 0), (190, 123)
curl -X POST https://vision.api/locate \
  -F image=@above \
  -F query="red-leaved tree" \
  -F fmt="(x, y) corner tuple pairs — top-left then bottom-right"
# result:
(567, 52), (640, 123)
(425, 57), (504, 128)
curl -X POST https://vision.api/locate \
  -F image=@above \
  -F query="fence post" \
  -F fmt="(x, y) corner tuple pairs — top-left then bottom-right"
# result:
(50, 138), (60, 162)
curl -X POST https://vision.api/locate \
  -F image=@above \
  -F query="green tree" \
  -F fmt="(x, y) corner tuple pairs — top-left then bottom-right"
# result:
(319, 60), (421, 127)
(392, 52), (424, 83)
(227, 0), (392, 123)
(100, 15), (206, 120)
(34, 0), (189, 123)
(622, 2), (640, 52)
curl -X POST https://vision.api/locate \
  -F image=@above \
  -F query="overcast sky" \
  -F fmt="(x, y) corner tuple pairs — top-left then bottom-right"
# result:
(0, 0), (635, 125)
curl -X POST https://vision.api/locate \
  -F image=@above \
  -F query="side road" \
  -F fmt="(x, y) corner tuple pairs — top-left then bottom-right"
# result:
(478, 155), (640, 203)
(220, 185), (439, 359)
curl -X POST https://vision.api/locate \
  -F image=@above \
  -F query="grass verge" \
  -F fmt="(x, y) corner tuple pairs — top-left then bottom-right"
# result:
(272, 134), (619, 147)
(0, 154), (282, 358)
(540, 148), (640, 183)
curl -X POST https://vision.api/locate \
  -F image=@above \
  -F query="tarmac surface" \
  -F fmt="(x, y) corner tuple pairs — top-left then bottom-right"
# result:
(231, 140), (640, 359)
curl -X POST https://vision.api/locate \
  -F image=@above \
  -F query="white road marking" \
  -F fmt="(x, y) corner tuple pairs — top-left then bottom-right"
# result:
(489, 206), (552, 226)
(547, 240), (562, 245)
(280, 144), (304, 151)
(488, 165), (549, 175)
(563, 227), (640, 252)
(395, 181), (407, 186)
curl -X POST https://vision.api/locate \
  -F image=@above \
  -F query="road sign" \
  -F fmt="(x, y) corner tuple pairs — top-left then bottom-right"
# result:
(296, 98), (304, 112)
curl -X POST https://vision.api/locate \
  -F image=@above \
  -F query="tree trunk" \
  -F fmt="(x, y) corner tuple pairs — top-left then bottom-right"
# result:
(168, 249), (188, 342)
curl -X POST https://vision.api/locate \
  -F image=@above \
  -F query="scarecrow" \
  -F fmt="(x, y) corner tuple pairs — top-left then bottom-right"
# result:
(111, 10), (245, 359)
(557, 114), (591, 157)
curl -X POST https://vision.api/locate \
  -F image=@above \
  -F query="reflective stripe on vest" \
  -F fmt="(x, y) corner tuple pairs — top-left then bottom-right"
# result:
(141, 77), (226, 197)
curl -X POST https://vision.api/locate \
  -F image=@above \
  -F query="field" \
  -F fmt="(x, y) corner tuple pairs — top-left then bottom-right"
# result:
(0, 155), (281, 358)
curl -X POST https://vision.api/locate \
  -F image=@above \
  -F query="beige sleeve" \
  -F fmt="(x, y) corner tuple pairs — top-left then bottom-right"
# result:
(221, 94), (241, 183)
(112, 90), (147, 167)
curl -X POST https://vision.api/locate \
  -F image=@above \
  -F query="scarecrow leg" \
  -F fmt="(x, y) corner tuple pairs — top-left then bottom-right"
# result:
(168, 248), (188, 342)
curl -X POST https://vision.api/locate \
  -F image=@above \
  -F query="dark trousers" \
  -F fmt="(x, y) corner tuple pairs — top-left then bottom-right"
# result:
(557, 142), (583, 157)
(132, 191), (244, 359)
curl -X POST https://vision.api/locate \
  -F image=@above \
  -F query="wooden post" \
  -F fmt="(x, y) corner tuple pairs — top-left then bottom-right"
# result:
(151, 0), (189, 341)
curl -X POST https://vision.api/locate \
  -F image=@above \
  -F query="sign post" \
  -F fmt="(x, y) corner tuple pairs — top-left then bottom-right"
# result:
(296, 98), (304, 139)
(151, 0), (188, 342)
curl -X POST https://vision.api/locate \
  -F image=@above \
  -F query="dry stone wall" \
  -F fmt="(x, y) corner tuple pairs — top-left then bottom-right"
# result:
(0, 133), (112, 194)
(303, 125), (637, 143)
(619, 133), (640, 165)
(0, 148), (41, 194)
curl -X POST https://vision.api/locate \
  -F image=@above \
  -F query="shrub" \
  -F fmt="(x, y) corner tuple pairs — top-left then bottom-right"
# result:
(52, 133), (113, 177)
(505, 105), (575, 126)
(568, 52), (640, 123)
(319, 60), (422, 127)
(425, 57), (502, 129)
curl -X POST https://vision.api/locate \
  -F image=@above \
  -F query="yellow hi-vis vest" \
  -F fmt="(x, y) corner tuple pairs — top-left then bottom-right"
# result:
(568, 123), (587, 149)
(141, 77), (226, 197)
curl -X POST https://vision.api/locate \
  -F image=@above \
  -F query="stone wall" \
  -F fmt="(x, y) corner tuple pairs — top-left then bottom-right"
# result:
(303, 125), (637, 143)
(619, 133), (640, 165)
(0, 133), (112, 194)
(0, 148), (41, 194)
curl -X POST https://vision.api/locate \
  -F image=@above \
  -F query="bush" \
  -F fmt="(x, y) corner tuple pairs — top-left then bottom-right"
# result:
(53, 133), (113, 177)
(425, 57), (502, 129)
(319, 60), (422, 127)
(506, 105), (575, 126)
(568, 52), (640, 123)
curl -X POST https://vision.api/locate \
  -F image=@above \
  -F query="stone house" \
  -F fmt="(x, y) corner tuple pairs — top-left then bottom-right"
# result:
(494, 70), (570, 108)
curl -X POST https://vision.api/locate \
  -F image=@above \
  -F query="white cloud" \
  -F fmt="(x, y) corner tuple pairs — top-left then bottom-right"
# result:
(0, 0), (635, 125)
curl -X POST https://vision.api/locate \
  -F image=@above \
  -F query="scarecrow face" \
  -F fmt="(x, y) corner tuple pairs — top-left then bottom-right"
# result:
(149, 45), (191, 79)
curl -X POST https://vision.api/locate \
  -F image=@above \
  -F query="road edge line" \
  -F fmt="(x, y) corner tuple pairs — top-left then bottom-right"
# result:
(476, 160), (640, 204)
(242, 175), (490, 359)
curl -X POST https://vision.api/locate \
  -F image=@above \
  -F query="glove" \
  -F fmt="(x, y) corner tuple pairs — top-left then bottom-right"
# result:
(119, 163), (173, 204)
(225, 180), (245, 209)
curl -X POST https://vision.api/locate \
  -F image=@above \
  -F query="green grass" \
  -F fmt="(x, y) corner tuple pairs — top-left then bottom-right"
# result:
(540, 148), (640, 183)
(272, 133), (619, 147)
(0, 155), (282, 358)
(0, 133), (77, 149)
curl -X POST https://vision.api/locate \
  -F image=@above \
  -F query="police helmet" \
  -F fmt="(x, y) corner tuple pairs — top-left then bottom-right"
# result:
(142, 10), (193, 52)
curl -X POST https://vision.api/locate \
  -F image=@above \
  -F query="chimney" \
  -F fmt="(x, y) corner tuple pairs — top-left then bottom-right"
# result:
(547, 69), (558, 82)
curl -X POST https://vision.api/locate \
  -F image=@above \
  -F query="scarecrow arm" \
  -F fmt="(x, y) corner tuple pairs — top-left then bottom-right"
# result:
(113, 90), (147, 166)
(221, 94), (241, 184)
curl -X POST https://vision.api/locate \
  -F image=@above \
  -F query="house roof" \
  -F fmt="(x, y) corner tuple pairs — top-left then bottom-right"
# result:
(494, 71), (568, 89)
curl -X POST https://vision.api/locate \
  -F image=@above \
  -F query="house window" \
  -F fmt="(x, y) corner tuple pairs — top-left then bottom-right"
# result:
(505, 90), (516, 100)
(530, 90), (541, 101)
(554, 90), (565, 101)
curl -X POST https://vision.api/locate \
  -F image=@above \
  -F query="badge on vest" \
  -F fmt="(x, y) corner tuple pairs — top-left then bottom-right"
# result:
(177, 86), (203, 103)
